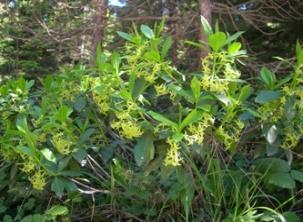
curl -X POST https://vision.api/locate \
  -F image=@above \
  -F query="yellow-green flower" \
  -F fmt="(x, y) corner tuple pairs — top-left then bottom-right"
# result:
(155, 84), (168, 96)
(282, 130), (300, 149)
(29, 170), (46, 191)
(52, 132), (74, 155)
(164, 138), (182, 167)
(22, 159), (35, 173)
(111, 119), (143, 140)
(185, 113), (214, 145)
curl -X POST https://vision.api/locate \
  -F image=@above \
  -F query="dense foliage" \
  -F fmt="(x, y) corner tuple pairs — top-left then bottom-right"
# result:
(0, 19), (303, 221)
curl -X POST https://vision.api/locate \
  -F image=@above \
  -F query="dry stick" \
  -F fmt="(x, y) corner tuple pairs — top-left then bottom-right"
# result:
(91, 193), (95, 222)
(71, 178), (110, 195)
(87, 157), (106, 181)
(87, 154), (111, 178)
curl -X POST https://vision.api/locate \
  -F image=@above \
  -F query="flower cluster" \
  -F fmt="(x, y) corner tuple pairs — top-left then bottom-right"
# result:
(184, 113), (214, 145)
(216, 120), (244, 150)
(29, 170), (47, 191)
(201, 52), (240, 93)
(164, 138), (182, 167)
(111, 102), (143, 140)
(52, 132), (75, 155)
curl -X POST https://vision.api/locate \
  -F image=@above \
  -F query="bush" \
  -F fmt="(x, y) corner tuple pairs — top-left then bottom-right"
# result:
(0, 19), (302, 221)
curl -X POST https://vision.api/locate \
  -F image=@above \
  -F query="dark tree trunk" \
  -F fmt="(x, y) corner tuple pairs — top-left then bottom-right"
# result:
(91, 0), (107, 60)
(199, 0), (212, 59)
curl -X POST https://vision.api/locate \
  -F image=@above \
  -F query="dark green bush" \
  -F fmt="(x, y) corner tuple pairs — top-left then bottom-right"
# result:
(0, 19), (302, 221)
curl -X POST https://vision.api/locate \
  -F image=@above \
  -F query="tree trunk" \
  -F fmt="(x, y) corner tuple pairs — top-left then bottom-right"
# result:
(91, 0), (107, 60)
(199, 0), (212, 59)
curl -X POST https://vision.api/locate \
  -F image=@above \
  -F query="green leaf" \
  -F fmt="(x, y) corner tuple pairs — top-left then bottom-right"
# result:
(265, 125), (278, 144)
(51, 177), (65, 197)
(180, 109), (203, 131)
(140, 25), (154, 39)
(63, 179), (78, 192)
(132, 78), (147, 99)
(134, 133), (155, 167)
(268, 172), (295, 189)
(79, 128), (96, 143)
(16, 114), (29, 134)
(238, 85), (252, 102)
(224, 31), (244, 45)
(16, 146), (37, 159)
(291, 170), (303, 183)
(296, 41), (303, 65)
(117, 31), (133, 42)
(255, 90), (281, 104)
(167, 84), (194, 103)
(215, 93), (230, 106)
(72, 148), (87, 163)
(161, 37), (173, 58)
(282, 211), (301, 222)
(74, 96), (86, 112)
(228, 42), (242, 55)
(266, 143), (279, 156)
(208, 32), (227, 52)
(297, 51), (303, 65)
(148, 111), (178, 130)
(96, 43), (106, 73)
(58, 170), (82, 177)
(200, 16), (213, 37)
(255, 158), (291, 173)
(40, 148), (56, 163)
(46, 205), (68, 217)
(182, 187), (194, 222)
(276, 74), (292, 88)
(191, 77), (201, 103)
(144, 50), (160, 62)
(243, 107), (260, 118)
(20, 215), (44, 222)
(58, 157), (71, 171)
(111, 51), (121, 74)
(56, 105), (73, 122)
(3, 215), (13, 222)
(260, 67), (276, 89)
(296, 40), (302, 58)
(172, 132), (184, 142)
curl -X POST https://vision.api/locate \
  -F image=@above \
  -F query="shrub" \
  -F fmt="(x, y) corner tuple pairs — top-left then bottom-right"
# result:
(0, 18), (302, 221)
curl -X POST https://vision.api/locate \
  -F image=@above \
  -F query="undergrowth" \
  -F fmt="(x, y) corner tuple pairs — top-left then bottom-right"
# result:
(0, 18), (303, 222)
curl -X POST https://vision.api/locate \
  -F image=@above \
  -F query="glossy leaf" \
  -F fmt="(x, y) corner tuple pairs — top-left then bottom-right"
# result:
(282, 211), (301, 222)
(224, 31), (244, 45)
(260, 67), (276, 89)
(134, 133), (155, 167)
(291, 170), (303, 183)
(268, 172), (295, 189)
(255, 90), (281, 104)
(148, 111), (178, 130)
(16, 114), (29, 134)
(161, 36), (173, 58)
(40, 148), (56, 163)
(117, 31), (133, 42)
(16, 146), (37, 159)
(140, 25), (154, 39)
(228, 42), (242, 55)
(265, 125), (278, 144)
(191, 76), (201, 103)
(238, 85), (252, 102)
(208, 32), (227, 52)
(56, 105), (73, 122)
(255, 158), (290, 173)
(45, 205), (68, 216)
(200, 15), (213, 37)
(180, 109), (203, 131)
